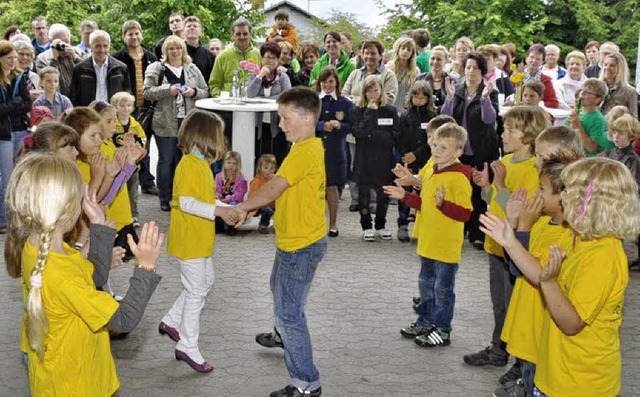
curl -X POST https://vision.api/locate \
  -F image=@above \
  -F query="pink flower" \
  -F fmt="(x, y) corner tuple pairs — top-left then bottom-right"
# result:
(240, 60), (261, 75)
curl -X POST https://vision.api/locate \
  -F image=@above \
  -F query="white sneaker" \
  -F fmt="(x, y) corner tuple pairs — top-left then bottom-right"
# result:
(376, 228), (392, 240)
(363, 229), (375, 241)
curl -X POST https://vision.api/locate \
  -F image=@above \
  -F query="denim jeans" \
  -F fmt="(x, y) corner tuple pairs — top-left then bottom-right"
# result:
(11, 129), (28, 155)
(521, 359), (536, 397)
(155, 135), (182, 203)
(532, 386), (548, 397)
(489, 254), (514, 355)
(396, 186), (412, 227)
(0, 140), (13, 225)
(415, 256), (458, 332)
(271, 237), (327, 391)
(259, 206), (274, 227)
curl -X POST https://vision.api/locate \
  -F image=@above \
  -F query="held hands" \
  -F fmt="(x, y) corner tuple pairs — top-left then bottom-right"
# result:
(401, 152), (417, 165)
(540, 245), (566, 283)
(215, 205), (240, 226)
(472, 162), (490, 189)
(479, 211), (516, 249)
(505, 187), (527, 228)
(481, 81), (494, 100)
(382, 181), (406, 200)
(490, 160), (506, 190)
(229, 205), (250, 228)
(444, 77), (456, 98)
(435, 185), (446, 208)
(128, 221), (164, 269)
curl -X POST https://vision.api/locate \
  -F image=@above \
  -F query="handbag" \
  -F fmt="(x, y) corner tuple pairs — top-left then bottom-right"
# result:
(136, 65), (166, 132)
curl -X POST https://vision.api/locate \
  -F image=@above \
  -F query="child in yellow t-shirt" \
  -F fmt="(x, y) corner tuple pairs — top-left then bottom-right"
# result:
(111, 92), (148, 228)
(465, 106), (550, 371)
(385, 123), (472, 347)
(535, 157), (640, 396)
(7, 154), (162, 396)
(479, 154), (580, 396)
(232, 87), (327, 396)
(160, 110), (232, 373)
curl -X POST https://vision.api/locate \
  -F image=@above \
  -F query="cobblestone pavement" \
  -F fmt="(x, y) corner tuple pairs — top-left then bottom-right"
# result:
(1, 188), (639, 396)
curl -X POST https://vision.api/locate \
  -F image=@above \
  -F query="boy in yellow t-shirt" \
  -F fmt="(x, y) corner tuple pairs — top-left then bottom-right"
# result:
(385, 123), (472, 347)
(464, 106), (550, 375)
(233, 87), (326, 397)
(111, 92), (148, 228)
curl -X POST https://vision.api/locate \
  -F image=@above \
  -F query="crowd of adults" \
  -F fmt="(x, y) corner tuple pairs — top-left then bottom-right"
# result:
(1, 12), (639, 232)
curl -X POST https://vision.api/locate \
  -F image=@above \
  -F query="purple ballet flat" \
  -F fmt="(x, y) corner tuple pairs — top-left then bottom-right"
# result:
(175, 350), (214, 373)
(158, 321), (180, 342)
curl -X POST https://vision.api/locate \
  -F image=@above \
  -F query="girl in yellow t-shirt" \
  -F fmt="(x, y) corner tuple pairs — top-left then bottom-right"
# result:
(160, 110), (235, 373)
(536, 157), (639, 396)
(5, 153), (163, 396)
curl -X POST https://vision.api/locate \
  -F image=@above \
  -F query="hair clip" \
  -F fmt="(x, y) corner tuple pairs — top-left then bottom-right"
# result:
(30, 274), (43, 289)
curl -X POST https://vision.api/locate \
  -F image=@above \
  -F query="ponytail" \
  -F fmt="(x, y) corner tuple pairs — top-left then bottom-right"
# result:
(26, 229), (53, 360)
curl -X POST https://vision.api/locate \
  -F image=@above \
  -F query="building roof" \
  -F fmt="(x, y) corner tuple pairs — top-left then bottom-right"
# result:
(262, 0), (320, 21)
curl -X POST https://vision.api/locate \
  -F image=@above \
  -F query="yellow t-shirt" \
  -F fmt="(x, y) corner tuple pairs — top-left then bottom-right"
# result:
(535, 236), (628, 396)
(167, 152), (216, 259)
(412, 157), (436, 239)
(416, 163), (472, 263)
(274, 137), (326, 252)
(501, 218), (571, 364)
(100, 141), (133, 230)
(21, 240), (120, 397)
(484, 154), (539, 257)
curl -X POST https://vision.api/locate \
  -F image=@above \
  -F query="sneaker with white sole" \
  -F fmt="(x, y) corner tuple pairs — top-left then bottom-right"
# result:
(415, 327), (451, 347)
(363, 229), (375, 241)
(376, 228), (392, 240)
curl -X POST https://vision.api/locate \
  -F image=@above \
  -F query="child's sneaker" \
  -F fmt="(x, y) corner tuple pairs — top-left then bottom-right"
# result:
(400, 322), (434, 339)
(492, 379), (526, 397)
(363, 229), (375, 241)
(133, 218), (141, 228)
(415, 327), (451, 347)
(376, 228), (392, 240)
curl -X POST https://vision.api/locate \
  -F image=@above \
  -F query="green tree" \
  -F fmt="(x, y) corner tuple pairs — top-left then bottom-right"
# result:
(0, 0), (265, 51)
(309, 9), (376, 49)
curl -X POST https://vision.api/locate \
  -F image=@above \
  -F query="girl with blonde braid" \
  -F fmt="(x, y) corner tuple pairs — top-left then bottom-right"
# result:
(6, 153), (164, 396)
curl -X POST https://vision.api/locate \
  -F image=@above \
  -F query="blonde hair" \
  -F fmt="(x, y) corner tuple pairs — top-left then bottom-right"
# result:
(5, 153), (84, 359)
(564, 50), (586, 66)
(609, 114), (640, 141)
(604, 105), (630, 128)
(177, 109), (225, 162)
(161, 35), (192, 64)
(358, 75), (387, 107)
(222, 151), (242, 179)
(536, 126), (584, 159)
(427, 114), (456, 133)
(582, 78), (608, 99)
(405, 80), (434, 111)
(389, 37), (418, 86)
(110, 91), (135, 108)
(256, 153), (277, 175)
(434, 122), (467, 149)
(477, 44), (501, 59)
(503, 106), (551, 153)
(561, 157), (640, 240)
(600, 52), (630, 87)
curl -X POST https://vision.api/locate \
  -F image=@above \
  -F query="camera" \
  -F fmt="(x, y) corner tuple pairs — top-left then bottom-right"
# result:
(54, 43), (66, 51)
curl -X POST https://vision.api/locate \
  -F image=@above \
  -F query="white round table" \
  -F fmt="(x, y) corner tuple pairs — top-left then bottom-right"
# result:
(500, 105), (572, 126)
(196, 97), (278, 179)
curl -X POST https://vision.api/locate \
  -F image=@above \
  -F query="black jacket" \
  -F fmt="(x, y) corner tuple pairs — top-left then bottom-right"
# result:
(352, 104), (399, 185)
(187, 42), (215, 83)
(449, 82), (500, 168)
(71, 55), (131, 107)
(0, 73), (31, 140)
(398, 106), (437, 172)
(112, 47), (157, 108)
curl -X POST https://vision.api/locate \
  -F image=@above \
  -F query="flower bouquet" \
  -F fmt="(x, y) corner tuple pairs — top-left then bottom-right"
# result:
(510, 64), (525, 106)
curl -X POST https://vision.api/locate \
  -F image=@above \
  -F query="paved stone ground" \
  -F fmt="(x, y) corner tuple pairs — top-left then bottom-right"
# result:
(1, 187), (639, 396)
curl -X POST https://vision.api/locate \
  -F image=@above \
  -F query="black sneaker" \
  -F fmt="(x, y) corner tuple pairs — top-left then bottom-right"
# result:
(499, 362), (522, 385)
(415, 327), (451, 347)
(412, 296), (421, 304)
(463, 346), (508, 366)
(492, 379), (525, 397)
(255, 332), (283, 348)
(400, 322), (433, 339)
(270, 385), (321, 397)
(629, 258), (640, 271)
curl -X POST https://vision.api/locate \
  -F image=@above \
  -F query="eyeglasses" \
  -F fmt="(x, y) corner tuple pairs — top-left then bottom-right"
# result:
(581, 90), (600, 97)
(263, 55), (278, 61)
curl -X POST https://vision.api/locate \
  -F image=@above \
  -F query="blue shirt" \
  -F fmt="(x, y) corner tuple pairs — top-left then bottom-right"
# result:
(33, 92), (73, 119)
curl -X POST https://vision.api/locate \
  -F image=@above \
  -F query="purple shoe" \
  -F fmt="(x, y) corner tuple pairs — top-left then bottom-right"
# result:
(159, 321), (180, 342)
(175, 350), (214, 373)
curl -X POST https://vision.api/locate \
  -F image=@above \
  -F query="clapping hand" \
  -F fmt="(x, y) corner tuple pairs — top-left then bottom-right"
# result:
(479, 211), (516, 248)
(401, 152), (416, 165)
(472, 162), (490, 189)
(540, 245), (566, 283)
(89, 153), (106, 185)
(445, 77), (456, 98)
(128, 221), (164, 270)
(490, 160), (507, 190)
(82, 185), (105, 225)
(519, 192), (544, 230)
(481, 81), (494, 100)
(505, 187), (527, 228)
(435, 185), (446, 208)
(382, 181), (406, 200)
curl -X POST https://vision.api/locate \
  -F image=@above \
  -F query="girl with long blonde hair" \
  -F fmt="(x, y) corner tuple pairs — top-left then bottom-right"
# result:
(387, 37), (419, 112)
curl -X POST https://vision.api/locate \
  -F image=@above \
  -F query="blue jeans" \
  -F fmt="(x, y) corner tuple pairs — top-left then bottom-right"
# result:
(532, 386), (548, 397)
(259, 206), (274, 227)
(155, 136), (182, 202)
(271, 237), (327, 391)
(521, 359), (536, 397)
(0, 139), (13, 225)
(11, 129), (28, 155)
(416, 256), (458, 332)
